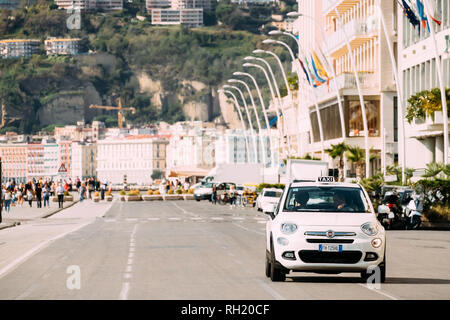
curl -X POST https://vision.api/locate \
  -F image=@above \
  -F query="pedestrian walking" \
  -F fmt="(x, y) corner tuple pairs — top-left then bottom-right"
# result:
(100, 182), (106, 200)
(4, 188), (12, 213)
(26, 189), (33, 207)
(57, 183), (65, 209)
(211, 185), (217, 205)
(35, 183), (42, 208)
(43, 183), (50, 208)
(79, 183), (86, 203)
(88, 178), (95, 199)
(16, 187), (23, 207)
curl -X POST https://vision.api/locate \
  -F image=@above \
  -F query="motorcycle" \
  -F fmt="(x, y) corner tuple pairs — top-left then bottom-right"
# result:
(377, 192), (403, 229)
(404, 195), (423, 230)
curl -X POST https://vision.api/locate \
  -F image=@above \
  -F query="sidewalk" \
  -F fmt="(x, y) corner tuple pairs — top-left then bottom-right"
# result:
(0, 194), (80, 228)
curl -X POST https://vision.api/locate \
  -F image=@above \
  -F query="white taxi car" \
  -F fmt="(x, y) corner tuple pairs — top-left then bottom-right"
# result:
(265, 178), (386, 282)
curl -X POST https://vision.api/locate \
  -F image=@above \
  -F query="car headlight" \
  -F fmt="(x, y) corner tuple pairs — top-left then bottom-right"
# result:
(280, 223), (298, 235)
(361, 222), (379, 236)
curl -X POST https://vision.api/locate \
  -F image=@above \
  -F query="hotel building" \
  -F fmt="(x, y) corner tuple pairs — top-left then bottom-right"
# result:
(293, 0), (398, 177)
(397, 0), (450, 169)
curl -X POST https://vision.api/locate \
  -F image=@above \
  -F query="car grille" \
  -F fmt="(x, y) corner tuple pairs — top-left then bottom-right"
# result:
(306, 239), (354, 244)
(298, 250), (362, 264)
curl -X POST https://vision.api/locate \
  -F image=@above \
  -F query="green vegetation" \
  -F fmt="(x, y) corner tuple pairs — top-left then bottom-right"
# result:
(0, 1), (295, 133)
(406, 87), (450, 123)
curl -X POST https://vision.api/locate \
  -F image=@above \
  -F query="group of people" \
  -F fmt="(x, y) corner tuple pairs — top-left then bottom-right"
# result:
(1, 177), (112, 213)
(1, 179), (67, 212)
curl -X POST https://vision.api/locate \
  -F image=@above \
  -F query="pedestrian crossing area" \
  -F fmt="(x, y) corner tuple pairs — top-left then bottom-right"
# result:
(103, 215), (268, 224)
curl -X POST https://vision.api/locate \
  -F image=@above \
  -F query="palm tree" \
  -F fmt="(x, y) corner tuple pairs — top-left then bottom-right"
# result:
(346, 146), (378, 181)
(423, 162), (444, 178)
(325, 142), (348, 182)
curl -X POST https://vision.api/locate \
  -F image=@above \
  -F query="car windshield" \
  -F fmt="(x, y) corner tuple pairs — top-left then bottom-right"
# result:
(283, 186), (371, 213)
(264, 191), (282, 197)
(202, 183), (213, 188)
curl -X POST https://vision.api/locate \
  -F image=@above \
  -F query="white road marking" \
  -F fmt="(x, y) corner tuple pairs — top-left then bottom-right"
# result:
(127, 259), (133, 265)
(169, 218), (181, 221)
(211, 217), (224, 220)
(147, 218), (160, 221)
(126, 218), (138, 222)
(256, 279), (285, 300)
(257, 221), (267, 224)
(0, 220), (93, 280)
(171, 202), (196, 217)
(124, 273), (132, 279)
(357, 283), (399, 300)
(128, 253), (134, 258)
(104, 219), (116, 223)
(119, 282), (130, 300)
(232, 217), (244, 220)
(232, 222), (265, 236)
(125, 265), (132, 273)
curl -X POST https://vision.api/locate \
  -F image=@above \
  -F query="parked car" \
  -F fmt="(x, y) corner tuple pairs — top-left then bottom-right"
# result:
(193, 182), (214, 201)
(256, 188), (283, 212)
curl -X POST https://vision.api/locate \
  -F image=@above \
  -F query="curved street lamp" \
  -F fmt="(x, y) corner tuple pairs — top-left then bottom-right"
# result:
(228, 78), (266, 165)
(218, 89), (250, 163)
(243, 62), (287, 159)
(244, 56), (291, 157)
(233, 71), (275, 167)
(223, 84), (258, 164)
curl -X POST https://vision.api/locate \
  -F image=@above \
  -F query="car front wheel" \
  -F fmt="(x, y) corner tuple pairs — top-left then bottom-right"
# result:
(270, 240), (286, 282)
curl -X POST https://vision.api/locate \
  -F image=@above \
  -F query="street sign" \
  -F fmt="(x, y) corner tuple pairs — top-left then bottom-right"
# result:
(58, 163), (67, 173)
(278, 162), (286, 175)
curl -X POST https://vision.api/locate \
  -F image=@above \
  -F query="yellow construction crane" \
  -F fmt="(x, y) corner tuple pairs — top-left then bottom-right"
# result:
(89, 97), (136, 129)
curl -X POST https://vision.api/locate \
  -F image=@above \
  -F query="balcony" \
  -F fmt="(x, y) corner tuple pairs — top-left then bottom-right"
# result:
(311, 72), (377, 98)
(322, 0), (361, 17)
(324, 18), (377, 58)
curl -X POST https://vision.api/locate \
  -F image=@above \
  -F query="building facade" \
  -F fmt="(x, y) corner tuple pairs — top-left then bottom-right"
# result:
(0, 144), (27, 183)
(45, 38), (81, 55)
(397, 0), (450, 170)
(55, 0), (123, 11)
(26, 143), (45, 180)
(71, 142), (97, 180)
(292, 0), (397, 177)
(0, 39), (40, 59)
(97, 137), (168, 184)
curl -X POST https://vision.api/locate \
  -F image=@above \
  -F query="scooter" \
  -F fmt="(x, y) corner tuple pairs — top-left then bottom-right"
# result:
(377, 192), (402, 229)
(404, 196), (423, 230)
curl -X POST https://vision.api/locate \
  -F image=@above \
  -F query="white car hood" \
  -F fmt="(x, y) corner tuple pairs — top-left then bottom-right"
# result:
(278, 212), (376, 227)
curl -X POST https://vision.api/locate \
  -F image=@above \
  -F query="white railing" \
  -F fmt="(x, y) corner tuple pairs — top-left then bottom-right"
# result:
(322, 0), (341, 16)
(311, 72), (376, 97)
(323, 19), (374, 54)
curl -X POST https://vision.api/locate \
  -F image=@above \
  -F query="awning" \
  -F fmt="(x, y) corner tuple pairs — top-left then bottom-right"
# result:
(167, 167), (210, 178)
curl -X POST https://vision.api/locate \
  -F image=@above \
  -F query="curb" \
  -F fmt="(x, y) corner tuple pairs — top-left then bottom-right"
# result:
(0, 222), (21, 231)
(41, 200), (80, 219)
(420, 221), (450, 230)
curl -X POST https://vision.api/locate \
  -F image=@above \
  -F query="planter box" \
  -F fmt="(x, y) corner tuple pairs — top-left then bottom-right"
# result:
(142, 195), (163, 201)
(163, 195), (184, 201)
(120, 196), (126, 201)
(106, 196), (113, 202)
(183, 194), (195, 200)
(126, 195), (142, 201)
(93, 198), (100, 203)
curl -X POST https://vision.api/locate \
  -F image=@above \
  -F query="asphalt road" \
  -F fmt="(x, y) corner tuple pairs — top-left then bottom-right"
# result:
(0, 200), (449, 300)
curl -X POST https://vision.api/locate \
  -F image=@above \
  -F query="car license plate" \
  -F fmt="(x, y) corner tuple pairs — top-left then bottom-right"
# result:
(319, 244), (342, 252)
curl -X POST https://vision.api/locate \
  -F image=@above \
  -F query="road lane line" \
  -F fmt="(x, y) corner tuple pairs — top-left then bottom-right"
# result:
(171, 202), (196, 217)
(255, 279), (285, 300)
(119, 282), (130, 300)
(0, 220), (93, 280)
(357, 283), (399, 300)
(232, 222), (265, 236)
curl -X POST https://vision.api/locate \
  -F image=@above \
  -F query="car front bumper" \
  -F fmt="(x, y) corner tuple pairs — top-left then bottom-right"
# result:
(273, 229), (385, 272)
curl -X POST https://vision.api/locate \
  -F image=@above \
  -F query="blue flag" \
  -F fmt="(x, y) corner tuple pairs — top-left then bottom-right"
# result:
(416, 0), (430, 32)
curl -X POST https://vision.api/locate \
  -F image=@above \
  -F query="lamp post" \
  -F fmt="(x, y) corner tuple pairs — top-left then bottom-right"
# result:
(228, 78), (267, 166)
(233, 71), (275, 167)
(223, 84), (258, 164)
(244, 56), (291, 158)
(218, 89), (251, 163)
(284, 13), (348, 178)
(243, 61), (286, 159)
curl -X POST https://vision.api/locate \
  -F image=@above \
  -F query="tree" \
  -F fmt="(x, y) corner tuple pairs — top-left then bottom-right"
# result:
(325, 142), (348, 182)
(423, 162), (444, 178)
(151, 169), (163, 180)
(346, 146), (377, 181)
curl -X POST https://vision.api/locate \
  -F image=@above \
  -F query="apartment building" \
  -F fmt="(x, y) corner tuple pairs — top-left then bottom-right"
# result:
(26, 143), (45, 180)
(0, 144), (27, 183)
(0, 39), (40, 59)
(397, 0), (450, 169)
(57, 140), (72, 178)
(293, 0), (397, 177)
(96, 136), (168, 184)
(43, 140), (59, 180)
(0, 0), (21, 10)
(151, 8), (203, 27)
(71, 142), (97, 180)
(55, 0), (123, 11)
(45, 38), (81, 55)
(54, 121), (106, 142)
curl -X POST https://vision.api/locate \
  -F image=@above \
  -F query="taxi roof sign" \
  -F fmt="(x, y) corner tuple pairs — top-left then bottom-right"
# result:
(317, 176), (335, 183)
